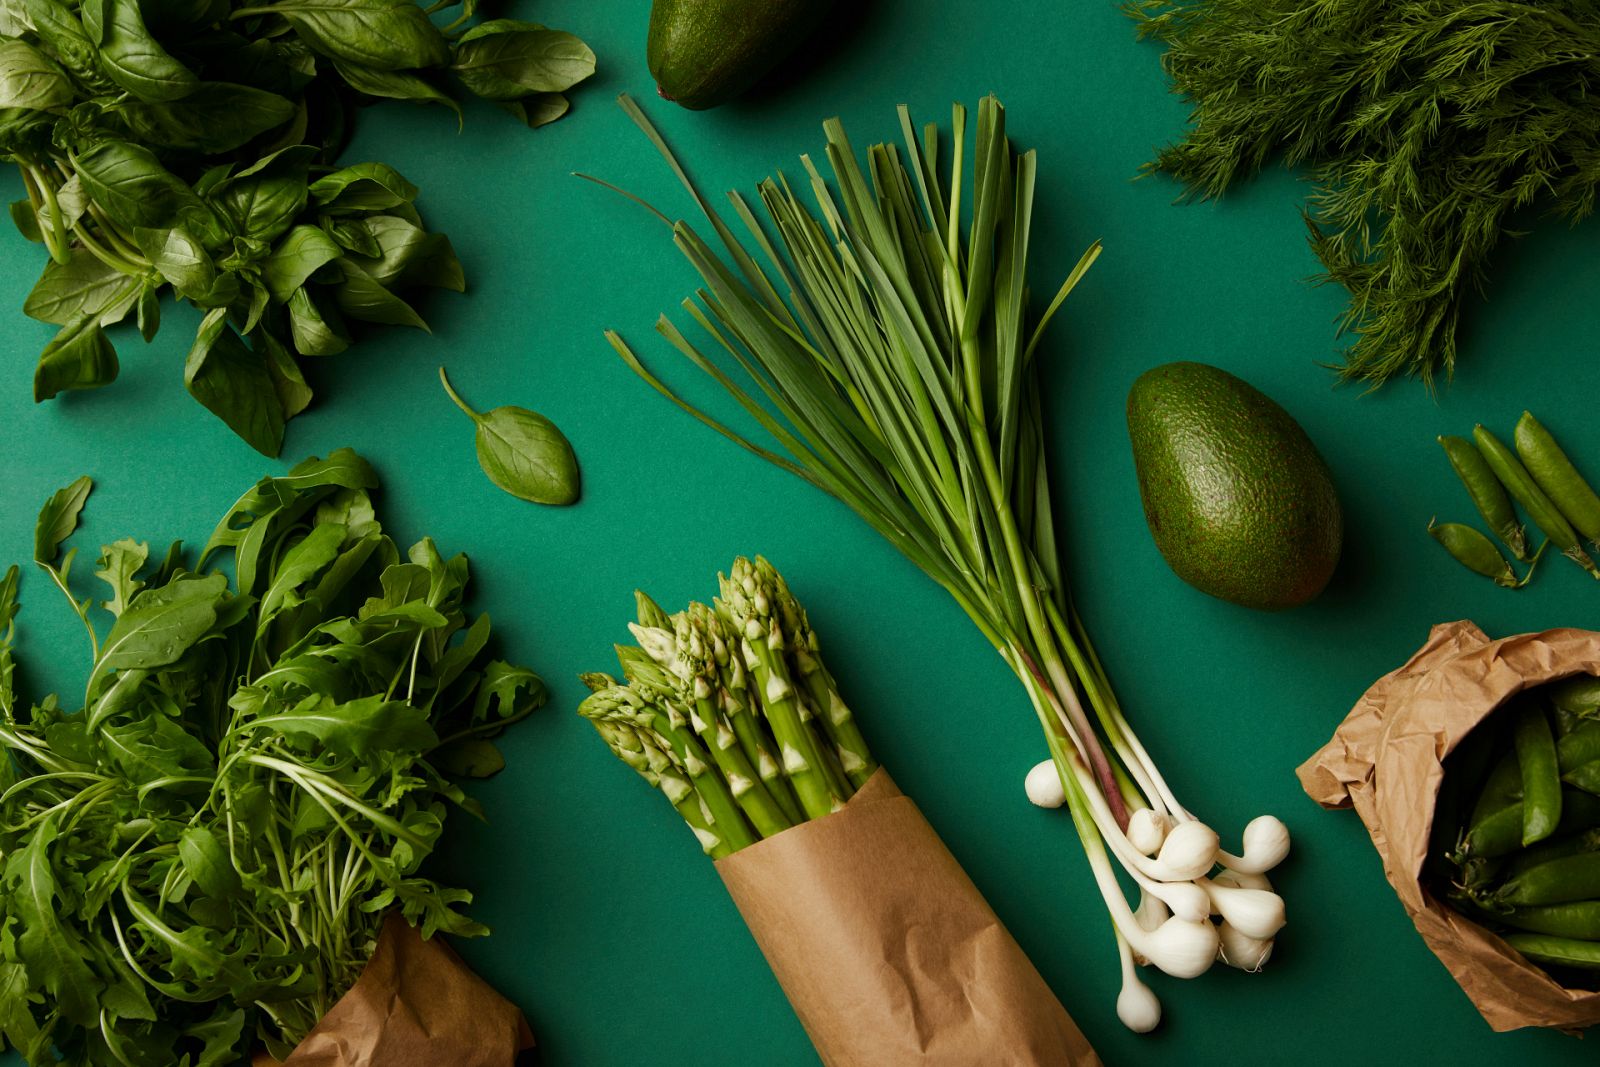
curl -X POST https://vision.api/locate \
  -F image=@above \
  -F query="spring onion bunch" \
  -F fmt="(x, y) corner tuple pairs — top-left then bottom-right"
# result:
(579, 557), (877, 854)
(602, 95), (1290, 1029)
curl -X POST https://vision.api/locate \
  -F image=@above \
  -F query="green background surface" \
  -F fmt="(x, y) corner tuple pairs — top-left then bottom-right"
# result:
(4, 1), (1600, 1064)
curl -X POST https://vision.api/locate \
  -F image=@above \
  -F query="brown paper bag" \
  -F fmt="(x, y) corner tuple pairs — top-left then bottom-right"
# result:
(716, 768), (1101, 1065)
(1299, 621), (1600, 1031)
(253, 913), (535, 1067)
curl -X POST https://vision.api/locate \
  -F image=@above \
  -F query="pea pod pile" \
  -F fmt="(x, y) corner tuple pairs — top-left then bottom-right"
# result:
(1437, 677), (1600, 976)
(1431, 411), (1600, 587)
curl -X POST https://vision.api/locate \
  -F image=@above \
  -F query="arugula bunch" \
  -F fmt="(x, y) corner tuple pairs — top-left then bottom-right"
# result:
(1131, 0), (1600, 387)
(0, 448), (544, 1065)
(1, 0), (595, 454)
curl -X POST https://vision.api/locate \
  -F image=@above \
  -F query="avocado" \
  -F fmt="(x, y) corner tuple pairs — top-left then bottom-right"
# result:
(1126, 361), (1342, 610)
(648, 0), (829, 111)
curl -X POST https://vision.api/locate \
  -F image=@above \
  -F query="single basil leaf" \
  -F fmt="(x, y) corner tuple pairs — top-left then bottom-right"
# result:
(177, 828), (241, 899)
(331, 257), (427, 329)
(438, 368), (579, 505)
(245, 0), (449, 72)
(330, 58), (459, 116)
(451, 23), (594, 101)
(71, 140), (216, 232)
(23, 247), (141, 326)
(116, 83), (295, 153)
(96, 571), (227, 671)
(212, 144), (313, 241)
(237, 279), (271, 335)
(262, 225), (340, 302)
(81, 0), (198, 101)
(144, 227), (217, 300)
(34, 317), (119, 400)
(247, 693), (437, 759)
(183, 313), (285, 455)
(308, 161), (415, 212)
(33, 474), (91, 563)
(10, 198), (40, 241)
(135, 281), (160, 341)
(259, 329), (312, 418)
(0, 40), (73, 109)
(19, 0), (97, 81)
(502, 91), (568, 129)
(286, 286), (348, 355)
(338, 214), (427, 286)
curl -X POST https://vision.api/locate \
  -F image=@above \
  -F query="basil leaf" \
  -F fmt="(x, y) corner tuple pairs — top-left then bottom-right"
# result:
(184, 311), (286, 455)
(0, 40), (73, 109)
(286, 285), (348, 355)
(331, 257), (427, 329)
(144, 227), (217, 300)
(81, 0), (198, 101)
(34, 316), (119, 400)
(33, 474), (91, 564)
(330, 58), (459, 116)
(135, 280), (160, 340)
(212, 144), (313, 240)
(23, 247), (140, 326)
(71, 139), (217, 232)
(116, 83), (295, 153)
(451, 22), (594, 101)
(438, 367), (579, 505)
(260, 329), (312, 418)
(308, 160), (416, 212)
(502, 91), (568, 129)
(245, 0), (449, 72)
(262, 224), (340, 302)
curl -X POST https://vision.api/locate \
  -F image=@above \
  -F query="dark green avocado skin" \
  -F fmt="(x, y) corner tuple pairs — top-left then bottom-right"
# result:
(647, 0), (829, 111)
(1126, 361), (1343, 611)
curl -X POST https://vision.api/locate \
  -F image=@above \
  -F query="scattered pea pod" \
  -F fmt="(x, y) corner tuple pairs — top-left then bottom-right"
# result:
(1439, 434), (1530, 560)
(1504, 932), (1600, 971)
(1427, 521), (1528, 588)
(1515, 412), (1600, 547)
(1473, 425), (1600, 578)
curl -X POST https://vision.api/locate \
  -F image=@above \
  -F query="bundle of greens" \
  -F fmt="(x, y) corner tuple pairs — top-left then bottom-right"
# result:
(1128, 0), (1600, 387)
(0, 448), (543, 1064)
(579, 556), (876, 854)
(1, 0), (595, 454)
(601, 96), (1289, 1032)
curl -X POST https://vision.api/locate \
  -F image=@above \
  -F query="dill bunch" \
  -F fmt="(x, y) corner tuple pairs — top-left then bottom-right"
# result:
(1130, 0), (1600, 388)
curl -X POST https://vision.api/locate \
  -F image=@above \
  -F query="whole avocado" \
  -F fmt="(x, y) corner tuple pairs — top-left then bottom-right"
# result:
(648, 0), (829, 110)
(1127, 361), (1342, 610)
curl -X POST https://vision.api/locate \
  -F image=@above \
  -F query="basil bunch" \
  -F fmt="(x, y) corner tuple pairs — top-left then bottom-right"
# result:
(0, 0), (595, 453)
(0, 448), (544, 1064)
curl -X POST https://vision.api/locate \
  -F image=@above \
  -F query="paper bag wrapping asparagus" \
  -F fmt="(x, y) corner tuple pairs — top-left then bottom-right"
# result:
(1300, 621), (1600, 1031)
(581, 558), (1100, 1066)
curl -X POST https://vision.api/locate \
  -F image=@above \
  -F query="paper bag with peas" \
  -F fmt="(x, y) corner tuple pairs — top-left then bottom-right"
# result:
(1300, 622), (1600, 1032)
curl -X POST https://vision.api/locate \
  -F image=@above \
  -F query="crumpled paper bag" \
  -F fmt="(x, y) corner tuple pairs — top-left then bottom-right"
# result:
(254, 912), (535, 1066)
(716, 768), (1101, 1065)
(1299, 621), (1600, 1031)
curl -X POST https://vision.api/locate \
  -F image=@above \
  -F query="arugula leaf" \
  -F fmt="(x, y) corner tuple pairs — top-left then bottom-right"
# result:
(33, 473), (91, 564)
(95, 571), (227, 672)
(95, 537), (148, 615)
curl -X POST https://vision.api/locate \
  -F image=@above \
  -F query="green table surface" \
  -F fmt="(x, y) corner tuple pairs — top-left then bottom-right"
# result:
(5, 1), (1600, 1064)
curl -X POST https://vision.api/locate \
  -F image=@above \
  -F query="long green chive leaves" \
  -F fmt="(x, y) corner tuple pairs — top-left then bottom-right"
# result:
(599, 94), (1291, 1030)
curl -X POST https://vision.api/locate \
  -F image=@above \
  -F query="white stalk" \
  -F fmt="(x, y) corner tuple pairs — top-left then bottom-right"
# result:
(1218, 815), (1291, 875)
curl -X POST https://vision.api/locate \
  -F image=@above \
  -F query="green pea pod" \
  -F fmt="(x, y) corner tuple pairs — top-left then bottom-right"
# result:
(1559, 721), (1600, 772)
(1550, 674), (1600, 718)
(1473, 425), (1600, 578)
(1463, 789), (1600, 861)
(1516, 702), (1564, 845)
(1515, 412), (1600, 547)
(1564, 759), (1600, 796)
(1498, 901), (1600, 941)
(1494, 851), (1600, 906)
(1505, 932), (1600, 971)
(1504, 828), (1600, 880)
(1472, 748), (1525, 824)
(1440, 434), (1529, 560)
(1427, 520), (1522, 587)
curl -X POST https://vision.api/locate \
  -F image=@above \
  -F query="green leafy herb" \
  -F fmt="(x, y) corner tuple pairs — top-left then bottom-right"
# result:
(0, 448), (544, 1065)
(1129, 0), (1600, 387)
(439, 366), (580, 506)
(2, 0), (595, 454)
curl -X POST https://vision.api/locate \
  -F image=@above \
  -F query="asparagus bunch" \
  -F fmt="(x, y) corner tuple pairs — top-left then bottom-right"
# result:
(580, 557), (876, 856)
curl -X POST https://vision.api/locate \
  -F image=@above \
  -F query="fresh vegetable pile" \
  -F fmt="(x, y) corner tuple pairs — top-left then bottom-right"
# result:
(580, 556), (875, 853)
(0, 449), (543, 1064)
(1432, 412), (1600, 588)
(1437, 677), (1600, 978)
(1130, 0), (1600, 387)
(0, 0), (594, 453)
(603, 95), (1290, 1031)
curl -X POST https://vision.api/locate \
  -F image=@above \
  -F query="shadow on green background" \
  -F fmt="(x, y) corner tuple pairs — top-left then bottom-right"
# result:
(3, 1), (1600, 1064)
